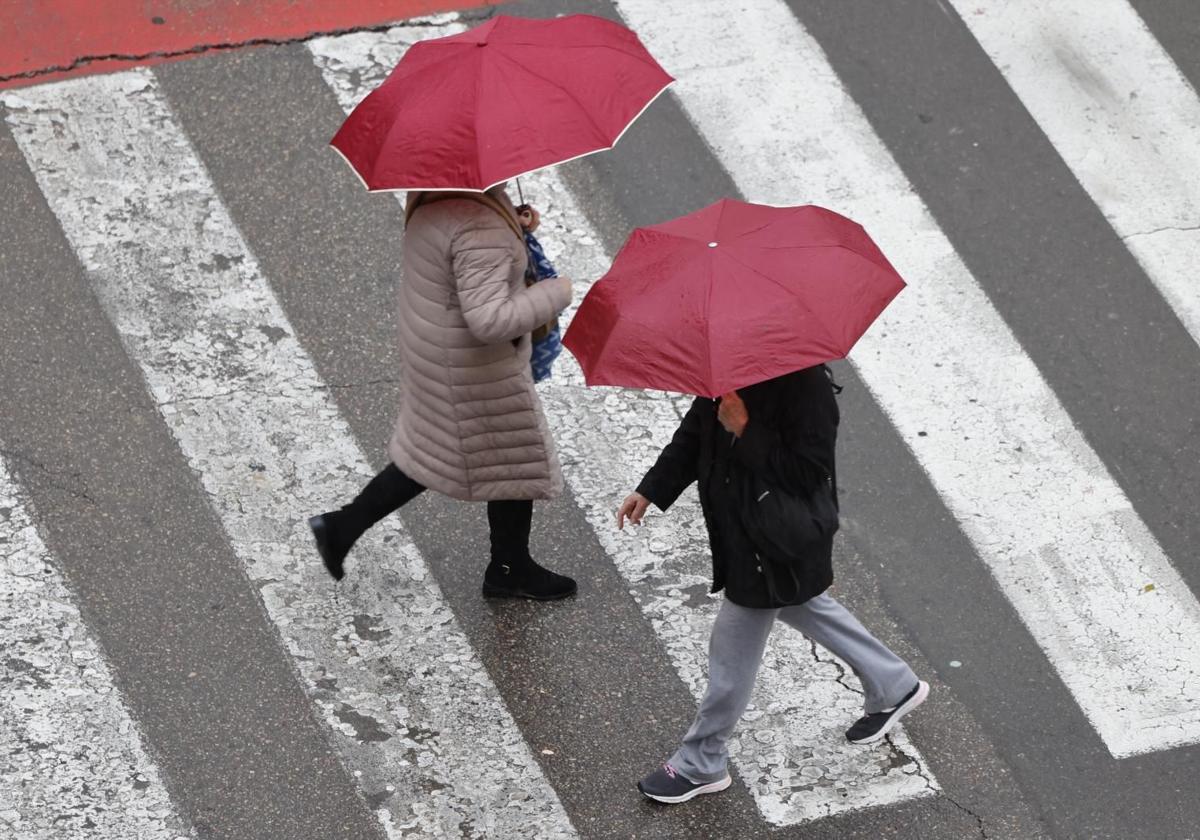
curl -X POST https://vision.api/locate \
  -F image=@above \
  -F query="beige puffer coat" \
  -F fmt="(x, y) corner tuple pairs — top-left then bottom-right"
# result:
(387, 187), (572, 501)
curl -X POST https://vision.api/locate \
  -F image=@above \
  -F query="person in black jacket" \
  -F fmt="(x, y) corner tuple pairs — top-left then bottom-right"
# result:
(618, 365), (929, 805)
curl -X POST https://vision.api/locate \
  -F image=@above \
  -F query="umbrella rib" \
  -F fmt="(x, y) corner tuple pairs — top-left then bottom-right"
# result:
(713, 198), (729, 242)
(367, 51), (481, 185)
(724, 213), (791, 242)
(474, 45), (487, 187)
(477, 39), (672, 73)
(748, 242), (899, 274)
(490, 49), (614, 142)
(641, 219), (742, 246)
(489, 50), (558, 170)
(472, 82), (669, 192)
(717, 247), (844, 354)
(581, 302), (623, 383)
(644, 203), (798, 246)
(715, 203), (808, 243)
(549, 42), (675, 75)
(746, 243), (847, 249)
(705, 248), (718, 396)
(388, 42), (474, 81)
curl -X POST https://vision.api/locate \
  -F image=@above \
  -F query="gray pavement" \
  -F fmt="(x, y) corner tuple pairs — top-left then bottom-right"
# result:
(1133, 0), (1200, 94)
(3, 2), (1200, 839)
(0, 124), (383, 840)
(786, 3), (1200, 837)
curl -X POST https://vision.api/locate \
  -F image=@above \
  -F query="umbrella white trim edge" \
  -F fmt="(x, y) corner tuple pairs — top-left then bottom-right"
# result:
(328, 79), (676, 194)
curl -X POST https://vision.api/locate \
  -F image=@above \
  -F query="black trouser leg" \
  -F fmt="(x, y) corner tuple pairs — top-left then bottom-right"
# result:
(486, 499), (533, 567)
(340, 462), (425, 539)
(312, 463), (425, 580)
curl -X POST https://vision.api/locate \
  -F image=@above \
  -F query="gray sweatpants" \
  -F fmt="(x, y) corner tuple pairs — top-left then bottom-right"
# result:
(669, 593), (917, 783)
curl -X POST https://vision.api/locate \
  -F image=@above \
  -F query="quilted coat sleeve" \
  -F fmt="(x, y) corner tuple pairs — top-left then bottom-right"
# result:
(636, 397), (705, 511)
(451, 214), (571, 345)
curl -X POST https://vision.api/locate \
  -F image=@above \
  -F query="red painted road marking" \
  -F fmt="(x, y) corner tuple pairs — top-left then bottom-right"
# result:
(0, 0), (501, 89)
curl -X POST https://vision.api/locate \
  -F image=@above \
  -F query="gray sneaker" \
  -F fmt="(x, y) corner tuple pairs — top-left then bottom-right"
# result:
(637, 763), (731, 804)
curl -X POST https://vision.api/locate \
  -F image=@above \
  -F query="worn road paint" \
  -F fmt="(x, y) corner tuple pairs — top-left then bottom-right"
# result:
(0, 453), (191, 840)
(614, 0), (1200, 759)
(948, 0), (1200, 350)
(309, 23), (936, 825)
(1, 72), (575, 840)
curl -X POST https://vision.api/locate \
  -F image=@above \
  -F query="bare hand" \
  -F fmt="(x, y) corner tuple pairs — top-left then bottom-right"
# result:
(617, 492), (651, 530)
(516, 204), (541, 233)
(718, 391), (749, 437)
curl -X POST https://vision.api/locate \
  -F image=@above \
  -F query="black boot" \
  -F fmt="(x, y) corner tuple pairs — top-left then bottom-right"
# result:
(308, 510), (354, 581)
(481, 499), (577, 600)
(309, 463), (425, 581)
(482, 554), (577, 600)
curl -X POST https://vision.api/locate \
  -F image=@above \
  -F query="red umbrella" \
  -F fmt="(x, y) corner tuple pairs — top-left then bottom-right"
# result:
(331, 14), (673, 192)
(562, 199), (906, 398)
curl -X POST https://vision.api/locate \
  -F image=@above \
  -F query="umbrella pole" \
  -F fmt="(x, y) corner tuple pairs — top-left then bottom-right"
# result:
(516, 177), (526, 208)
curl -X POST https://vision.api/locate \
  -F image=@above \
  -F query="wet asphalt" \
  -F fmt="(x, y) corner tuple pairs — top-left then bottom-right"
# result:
(2, 1), (1200, 838)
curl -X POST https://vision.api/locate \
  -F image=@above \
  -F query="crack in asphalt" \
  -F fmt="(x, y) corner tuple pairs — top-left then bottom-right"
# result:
(0, 6), (499, 85)
(0, 447), (96, 506)
(940, 790), (989, 839)
(1121, 223), (1200, 240)
(808, 637), (864, 698)
(154, 372), (309, 407)
(886, 733), (988, 838)
(883, 732), (935, 791)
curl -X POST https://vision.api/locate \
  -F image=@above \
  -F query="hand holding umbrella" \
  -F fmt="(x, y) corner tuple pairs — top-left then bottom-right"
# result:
(717, 391), (749, 437)
(516, 204), (541, 233)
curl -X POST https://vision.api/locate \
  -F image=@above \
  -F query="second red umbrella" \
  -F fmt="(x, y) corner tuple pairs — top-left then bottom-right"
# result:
(331, 14), (673, 192)
(563, 199), (906, 398)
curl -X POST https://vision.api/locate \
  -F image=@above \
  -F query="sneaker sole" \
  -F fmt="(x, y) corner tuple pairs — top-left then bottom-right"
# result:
(481, 582), (577, 601)
(848, 680), (930, 745)
(639, 773), (732, 804)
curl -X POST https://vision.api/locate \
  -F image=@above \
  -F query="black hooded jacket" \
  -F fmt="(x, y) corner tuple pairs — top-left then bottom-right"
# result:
(636, 365), (839, 609)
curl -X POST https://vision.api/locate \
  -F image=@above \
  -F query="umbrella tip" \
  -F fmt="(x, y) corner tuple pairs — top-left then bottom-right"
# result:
(708, 241), (718, 248)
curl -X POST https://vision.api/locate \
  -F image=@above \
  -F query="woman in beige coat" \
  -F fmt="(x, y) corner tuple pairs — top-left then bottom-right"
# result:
(309, 185), (576, 599)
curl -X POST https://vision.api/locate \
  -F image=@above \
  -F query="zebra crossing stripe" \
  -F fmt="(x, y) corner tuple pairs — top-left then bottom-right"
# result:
(0, 452), (191, 840)
(0, 71), (576, 839)
(308, 22), (937, 826)
(949, 0), (1200, 350)
(614, 0), (1200, 759)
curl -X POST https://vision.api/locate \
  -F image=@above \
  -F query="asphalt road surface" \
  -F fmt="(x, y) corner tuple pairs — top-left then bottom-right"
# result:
(2, 1), (1199, 838)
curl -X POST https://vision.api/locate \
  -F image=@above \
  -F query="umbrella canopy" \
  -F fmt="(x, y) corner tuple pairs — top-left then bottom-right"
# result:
(562, 199), (906, 398)
(331, 14), (673, 192)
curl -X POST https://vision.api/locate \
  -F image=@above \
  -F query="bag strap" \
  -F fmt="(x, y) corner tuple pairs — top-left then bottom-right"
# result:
(404, 191), (525, 242)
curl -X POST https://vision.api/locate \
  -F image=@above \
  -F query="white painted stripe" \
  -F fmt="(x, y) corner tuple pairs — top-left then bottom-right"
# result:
(309, 24), (936, 826)
(0, 453), (191, 840)
(949, 0), (1200, 347)
(614, 0), (1200, 759)
(1, 72), (575, 839)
